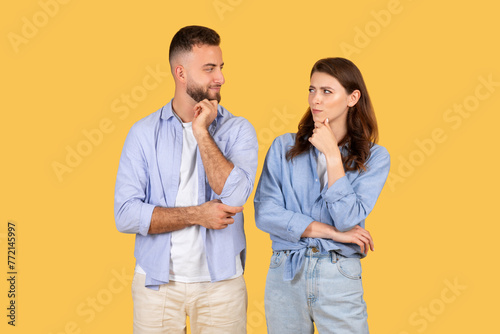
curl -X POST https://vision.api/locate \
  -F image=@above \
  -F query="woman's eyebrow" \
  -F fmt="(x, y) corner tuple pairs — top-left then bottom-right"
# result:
(310, 85), (335, 90)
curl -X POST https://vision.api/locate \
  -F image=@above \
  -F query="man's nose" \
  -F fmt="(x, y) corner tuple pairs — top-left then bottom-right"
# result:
(214, 69), (225, 85)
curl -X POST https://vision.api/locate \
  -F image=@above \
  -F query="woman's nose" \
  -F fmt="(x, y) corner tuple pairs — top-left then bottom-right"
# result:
(312, 93), (321, 104)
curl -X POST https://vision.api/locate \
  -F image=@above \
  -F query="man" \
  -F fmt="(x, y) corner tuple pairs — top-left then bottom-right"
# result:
(114, 25), (258, 333)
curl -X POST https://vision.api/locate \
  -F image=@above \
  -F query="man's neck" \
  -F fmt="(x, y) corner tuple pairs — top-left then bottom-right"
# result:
(172, 90), (196, 123)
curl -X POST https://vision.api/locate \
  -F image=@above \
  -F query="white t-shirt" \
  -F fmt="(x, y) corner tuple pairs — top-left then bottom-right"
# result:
(168, 121), (212, 282)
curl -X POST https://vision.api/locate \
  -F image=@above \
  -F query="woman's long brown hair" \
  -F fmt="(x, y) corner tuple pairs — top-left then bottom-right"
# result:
(286, 58), (378, 172)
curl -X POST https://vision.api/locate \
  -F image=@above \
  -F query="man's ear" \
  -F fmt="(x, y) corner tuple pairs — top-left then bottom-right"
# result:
(348, 90), (361, 107)
(174, 65), (186, 83)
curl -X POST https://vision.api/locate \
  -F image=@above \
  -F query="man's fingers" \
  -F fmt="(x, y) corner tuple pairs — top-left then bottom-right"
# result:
(214, 224), (228, 230)
(219, 203), (244, 214)
(199, 99), (218, 109)
(194, 100), (211, 113)
(193, 105), (202, 117)
(220, 219), (234, 228)
(214, 218), (234, 230)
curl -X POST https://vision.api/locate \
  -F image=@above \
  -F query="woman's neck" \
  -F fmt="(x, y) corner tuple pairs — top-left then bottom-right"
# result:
(329, 120), (347, 145)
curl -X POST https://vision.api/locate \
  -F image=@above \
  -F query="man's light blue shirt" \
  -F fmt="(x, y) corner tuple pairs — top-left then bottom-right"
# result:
(114, 100), (258, 289)
(254, 133), (390, 281)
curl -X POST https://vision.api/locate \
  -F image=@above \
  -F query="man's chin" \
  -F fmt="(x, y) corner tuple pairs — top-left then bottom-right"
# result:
(205, 95), (220, 103)
(187, 87), (221, 103)
(208, 91), (221, 103)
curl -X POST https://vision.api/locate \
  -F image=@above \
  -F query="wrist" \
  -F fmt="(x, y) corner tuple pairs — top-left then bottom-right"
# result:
(193, 127), (210, 140)
(325, 152), (342, 165)
(323, 144), (341, 160)
(329, 225), (339, 239)
(186, 206), (200, 226)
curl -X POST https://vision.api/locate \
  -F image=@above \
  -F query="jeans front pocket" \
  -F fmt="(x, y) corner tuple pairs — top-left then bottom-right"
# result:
(336, 257), (362, 280)
(269, 251), (286, 269)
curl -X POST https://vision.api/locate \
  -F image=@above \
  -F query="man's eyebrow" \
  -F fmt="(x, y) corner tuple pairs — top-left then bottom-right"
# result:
(203, 62), (224, 67)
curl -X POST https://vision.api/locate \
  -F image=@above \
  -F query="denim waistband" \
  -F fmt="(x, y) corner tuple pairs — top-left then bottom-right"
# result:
(274, 248), (344, 261)
(304, 247), (341, 257)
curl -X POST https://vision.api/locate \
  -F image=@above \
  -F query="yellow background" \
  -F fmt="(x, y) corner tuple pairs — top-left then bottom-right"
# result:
(1, 0), (499, 333)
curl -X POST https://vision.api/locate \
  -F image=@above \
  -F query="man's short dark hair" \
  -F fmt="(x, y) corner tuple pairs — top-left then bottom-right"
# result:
(169, 26), (220, 63)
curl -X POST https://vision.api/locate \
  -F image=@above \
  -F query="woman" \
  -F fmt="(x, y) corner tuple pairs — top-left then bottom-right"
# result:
(254, 57), (390, 334)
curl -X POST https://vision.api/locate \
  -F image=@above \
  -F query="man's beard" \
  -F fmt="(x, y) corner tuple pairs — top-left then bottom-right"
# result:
(187, 82), (221, 103)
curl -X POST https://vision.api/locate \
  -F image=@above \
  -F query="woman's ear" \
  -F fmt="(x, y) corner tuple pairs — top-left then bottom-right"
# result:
(348, 90), (361, 107)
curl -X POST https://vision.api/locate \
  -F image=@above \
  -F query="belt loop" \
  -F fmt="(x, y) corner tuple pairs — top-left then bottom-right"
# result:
(330, 251), (338, 264)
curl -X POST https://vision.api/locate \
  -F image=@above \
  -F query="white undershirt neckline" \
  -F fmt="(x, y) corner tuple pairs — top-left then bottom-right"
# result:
(316, 152), (328, 191)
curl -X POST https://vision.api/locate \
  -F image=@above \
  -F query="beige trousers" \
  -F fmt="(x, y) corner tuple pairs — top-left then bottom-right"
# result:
(131, 272), (247, 334)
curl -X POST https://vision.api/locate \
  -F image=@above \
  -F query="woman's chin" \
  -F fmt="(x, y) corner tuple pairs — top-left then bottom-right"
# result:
(312, 114), (325, 123)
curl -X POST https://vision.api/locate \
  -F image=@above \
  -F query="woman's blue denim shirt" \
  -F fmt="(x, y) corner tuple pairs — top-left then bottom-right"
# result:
(254, 133), (390, 280)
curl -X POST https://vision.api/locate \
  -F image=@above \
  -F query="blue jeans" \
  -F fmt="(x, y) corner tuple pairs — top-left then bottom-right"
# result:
(264, 248), (369, 334)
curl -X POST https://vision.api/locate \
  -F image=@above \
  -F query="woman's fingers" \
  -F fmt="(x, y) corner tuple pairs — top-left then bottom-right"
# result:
(357, 238), (366, 254)
(361, 230), (374, 251)
(351, 226), (374, 254)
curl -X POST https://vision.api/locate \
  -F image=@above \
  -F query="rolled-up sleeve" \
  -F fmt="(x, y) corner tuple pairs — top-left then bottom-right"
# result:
(322, 145), (391, 231)
(114, 125), (155, 236)
(218, 119), (259, 207)
(254, 138), (314, 243)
